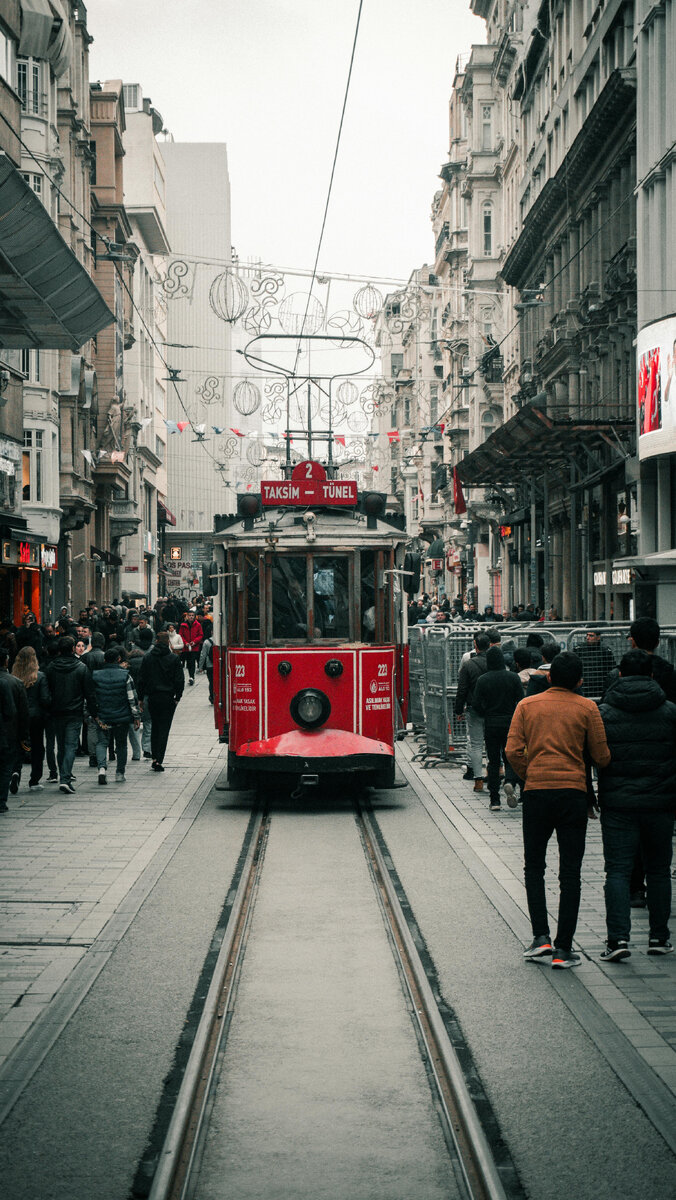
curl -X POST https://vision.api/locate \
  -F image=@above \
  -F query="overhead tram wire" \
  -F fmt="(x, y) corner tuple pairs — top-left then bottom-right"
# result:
(292, 0), (365, 384)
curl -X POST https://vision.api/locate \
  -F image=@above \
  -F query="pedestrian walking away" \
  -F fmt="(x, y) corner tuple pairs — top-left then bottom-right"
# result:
(178, 611), (203, 685)
(0, 652), (19, 811)
(0, 647), (31, 801)
(506, 651), (611, 969)
(597, 649), (676, 961)
(454, 631), (489, 787)
(45, 636), (95, 794)
(90, 647), (142, 785)
(138, 630), (185, 770)
(11, 646), (51, 792)
(471, 646), (524, 810)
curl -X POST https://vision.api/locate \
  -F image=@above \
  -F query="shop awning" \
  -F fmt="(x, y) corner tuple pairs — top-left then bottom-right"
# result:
(0, 154), (114, 351)
(614, 550), (676, 570)
(426, 538), (445, 558)
(157, 499), (177, 526)
(91, 545), (123, 567)
(456, 403), (634, 488)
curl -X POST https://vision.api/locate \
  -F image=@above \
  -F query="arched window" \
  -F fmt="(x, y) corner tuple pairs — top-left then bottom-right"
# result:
(482, 203), (493, 256)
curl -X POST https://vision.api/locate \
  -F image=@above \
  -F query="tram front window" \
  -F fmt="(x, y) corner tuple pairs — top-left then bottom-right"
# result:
(313, 557), (349, 640)
(271, 556), (308, 639)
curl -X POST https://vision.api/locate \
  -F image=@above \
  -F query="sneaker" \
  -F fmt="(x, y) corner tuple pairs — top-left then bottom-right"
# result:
(189, 678), (194, 686)
(523, 936), (553, 960)
(648, 939), (674, 955)
(115, 772), (126, 783)
(473, 779), (484, 792)
(600, 940), (630, 962)
(489, 802), (501, 811)
(151, 761), (165, 772)
(59, 782), (76, 795)
(551, 949), (581, 969)
(28, 783), (44, 792)
(48, 772), (58, 783)
(98, 770), (107, 786)
(503, 781), (518, 808)
(143, 751), (152, 759)
(9, 772), (19, 794)
(462, 767), (474, 780)
(630, 889), (647, 909)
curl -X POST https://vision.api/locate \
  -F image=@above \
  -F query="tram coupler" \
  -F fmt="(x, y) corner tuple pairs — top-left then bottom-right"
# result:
(291, 774), (319, 799)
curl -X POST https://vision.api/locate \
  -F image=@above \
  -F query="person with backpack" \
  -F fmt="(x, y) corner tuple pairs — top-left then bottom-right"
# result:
(138, 631), (185, 771)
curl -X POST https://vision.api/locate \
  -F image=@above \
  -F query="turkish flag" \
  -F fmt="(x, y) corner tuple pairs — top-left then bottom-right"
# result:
(453, 467), (467, 515)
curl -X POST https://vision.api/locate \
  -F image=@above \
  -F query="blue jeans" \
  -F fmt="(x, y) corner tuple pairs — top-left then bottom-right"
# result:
(465, 708), (485, 778)
(95, 724), (129, 775)
(523, 789), (588, 951)
(601, 808), (673, 943)
(53, 717), (82, 785)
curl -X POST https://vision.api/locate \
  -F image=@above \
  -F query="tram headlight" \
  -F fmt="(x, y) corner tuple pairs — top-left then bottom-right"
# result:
(290, 688), (331, 730)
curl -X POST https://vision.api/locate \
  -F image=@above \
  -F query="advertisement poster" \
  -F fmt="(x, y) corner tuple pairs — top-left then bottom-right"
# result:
(637, 315), (676, 459)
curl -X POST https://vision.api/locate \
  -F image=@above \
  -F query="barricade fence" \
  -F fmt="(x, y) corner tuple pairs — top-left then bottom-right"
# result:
(408, 621), (676, 767)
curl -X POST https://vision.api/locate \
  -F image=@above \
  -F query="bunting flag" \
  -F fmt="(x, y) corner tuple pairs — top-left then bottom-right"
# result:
(368, 431), (379, 439)
(139, 417), (153, 429)
(194, 423), (206, 434)
(81, 449), (94, 466)
(372, 464), (379, 472)
(231, 427), (245, 437)
(387, 431), (400, 444)
(212, 425), (225, 434)
(111, 451), (125, 463)
(334, 435), (346, 446)
(453, 467), (467, 516)
(281, 433), (293, 442)
(97, 449), (109, 460)
(176, 421), (189, 433)
(164, 419), (179, 433)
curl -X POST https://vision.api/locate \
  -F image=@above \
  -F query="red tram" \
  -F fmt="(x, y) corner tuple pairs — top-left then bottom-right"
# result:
(210, 460), (415, 793)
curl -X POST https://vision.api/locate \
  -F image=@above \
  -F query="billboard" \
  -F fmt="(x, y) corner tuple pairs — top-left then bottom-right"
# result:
(637, 314), (676, 459)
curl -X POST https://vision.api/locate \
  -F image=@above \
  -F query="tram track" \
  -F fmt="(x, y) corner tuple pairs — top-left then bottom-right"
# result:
(141, 798), (520, 1200)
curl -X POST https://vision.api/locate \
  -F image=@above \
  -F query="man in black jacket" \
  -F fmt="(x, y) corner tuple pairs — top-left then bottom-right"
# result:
(472, 646), (524, 810)
(138, 631), (184, 771)
(45, 637), (94, 794)
(0, 648), (28, 809)
(455, 632), (489, 789)
(597, 649), (676, 961)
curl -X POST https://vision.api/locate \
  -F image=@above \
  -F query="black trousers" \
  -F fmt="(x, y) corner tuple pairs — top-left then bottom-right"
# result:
(147, 696), (176, 764)
(522, 789), (588, 952)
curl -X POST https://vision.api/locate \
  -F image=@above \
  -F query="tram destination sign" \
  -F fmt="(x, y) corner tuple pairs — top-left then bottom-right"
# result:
(261, 479), (358, 507)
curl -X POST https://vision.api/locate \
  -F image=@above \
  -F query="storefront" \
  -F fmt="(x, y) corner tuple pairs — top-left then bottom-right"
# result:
(0, 533), (41, 624)
(592, 562), (635, 622)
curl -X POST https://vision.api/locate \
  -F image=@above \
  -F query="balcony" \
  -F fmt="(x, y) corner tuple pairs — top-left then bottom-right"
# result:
(110, 497), (140, 540)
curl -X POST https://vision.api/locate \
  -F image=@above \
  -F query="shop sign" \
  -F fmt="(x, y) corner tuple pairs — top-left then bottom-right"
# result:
(2, 539), (39, 566)
(593, 571), (607, 587)
(612, 567), (632, 586)
(170, 546), (182, 561)
(41, 545), (58, 570)
(124, 565), (140, 572)
(430, 558), (443, 570)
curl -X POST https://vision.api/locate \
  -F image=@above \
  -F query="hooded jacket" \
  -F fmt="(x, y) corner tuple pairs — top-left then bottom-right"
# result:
(454, 651), (487, 715)
(471, 647), (524, 729)
(138, 642), (185, 702)
(598, 676), (676, 812)
(45, 655), (94, 719)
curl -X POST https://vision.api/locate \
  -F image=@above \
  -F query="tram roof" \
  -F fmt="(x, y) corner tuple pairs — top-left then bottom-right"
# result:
(213, 505), (408, 549)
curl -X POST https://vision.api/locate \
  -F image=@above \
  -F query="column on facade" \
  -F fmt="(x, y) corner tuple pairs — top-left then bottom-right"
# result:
(562, 517), (572, 619)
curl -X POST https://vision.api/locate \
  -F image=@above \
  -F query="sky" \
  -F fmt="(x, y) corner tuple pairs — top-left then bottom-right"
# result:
(85, 0), (485, 285)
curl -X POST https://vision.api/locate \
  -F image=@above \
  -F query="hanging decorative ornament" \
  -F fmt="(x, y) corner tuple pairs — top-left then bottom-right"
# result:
(196, 375), (223, 405)
(233, 379), (262, 416)
(209, 269), (249, 323)
(246, 440), (265, 467)
(353, 283), (384, 319)
(347, 410), (368, 433)
(326, 308), (364, 346)
(278, 292), (325, 336)
(337, 379), (359, 408)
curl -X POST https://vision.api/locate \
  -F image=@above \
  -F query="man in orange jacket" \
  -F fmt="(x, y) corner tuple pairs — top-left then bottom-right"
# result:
(506, 651), (610, 968)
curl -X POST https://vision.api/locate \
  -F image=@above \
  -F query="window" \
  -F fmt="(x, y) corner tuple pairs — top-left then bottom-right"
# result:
(390, 352), (403, 377)
(0, 26), (14, 86)
(482, 203), (493, 256)
(123, 83), (140, 111)
(271, 556), (308, 639)
(22, 172), (43, 201)
(20, 349), (40, 381)
(17, 57), (42, 114)
(155, 435), (165, 462)
(481, 105), (493, 151)
(313, 557), (349, 639)
(0, 460), (16, 510)
(23, 429), (43, 502)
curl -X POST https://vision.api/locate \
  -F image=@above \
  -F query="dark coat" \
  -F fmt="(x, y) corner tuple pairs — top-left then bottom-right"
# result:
(455, 652), (487, 715)
(91, 665), (138, 725)
(472, 664), (524, 730)
(45, 655), (94, 719)
(598, 676), (676, 812)
(138, 642), (185, 703)
(24, 671), (51, 720)
(0, 672), (30, 744)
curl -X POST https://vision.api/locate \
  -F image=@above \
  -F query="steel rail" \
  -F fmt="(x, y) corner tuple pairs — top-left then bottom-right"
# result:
(358, 805), (510, 1200)
(147, 810), (267, 1200)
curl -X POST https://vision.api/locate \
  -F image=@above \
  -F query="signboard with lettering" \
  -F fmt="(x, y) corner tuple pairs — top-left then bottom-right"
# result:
(261, 479), (358, 507)
(41, 545), (57, 570)
(170, 546), (182, 561)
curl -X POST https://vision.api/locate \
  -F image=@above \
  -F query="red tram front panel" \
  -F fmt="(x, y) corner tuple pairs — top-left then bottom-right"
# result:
(359, 649), (396, 743)
(228, 651), (263, 745)
(264, 649), (357, 740)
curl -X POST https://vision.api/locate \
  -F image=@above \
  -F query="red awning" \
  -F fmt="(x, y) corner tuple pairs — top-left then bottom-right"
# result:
(157, 499), (176, 526)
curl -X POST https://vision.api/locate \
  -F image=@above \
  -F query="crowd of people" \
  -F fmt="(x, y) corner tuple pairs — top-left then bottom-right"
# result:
(408, 594), (561, 626)
(0, 593), (215, 811)
(447, 614), (675, 969)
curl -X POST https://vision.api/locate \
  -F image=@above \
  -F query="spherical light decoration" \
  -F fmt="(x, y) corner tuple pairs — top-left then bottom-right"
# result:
(353, 284), (383, 319)
(347, 410), (368, 433)
(337, 379), (359, 407)
(278, 292), (325, 336)
(209, 270), (249, 324)
(246, 441), (265, 467)
(326, 308), (363, 346)
(233, 379), (262, 416)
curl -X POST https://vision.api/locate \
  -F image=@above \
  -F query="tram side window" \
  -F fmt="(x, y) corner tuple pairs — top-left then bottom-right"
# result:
(361, 550), (376, 642)
(313, 557), (349, 640)
(244, 553), (260, 644)
(271, 556), (308, 639)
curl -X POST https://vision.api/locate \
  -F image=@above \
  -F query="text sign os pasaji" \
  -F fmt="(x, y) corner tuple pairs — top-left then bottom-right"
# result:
(261, 479), (358, 507)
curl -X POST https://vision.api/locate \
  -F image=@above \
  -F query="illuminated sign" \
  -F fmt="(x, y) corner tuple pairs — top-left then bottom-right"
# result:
(170, 546), (182, 561)
(499, 525), (512, 538)
(612, 567), (632, 586)
(41, 545), (57, 570)
(638, 314), (676, 460)
(593, 571), (607, 587)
